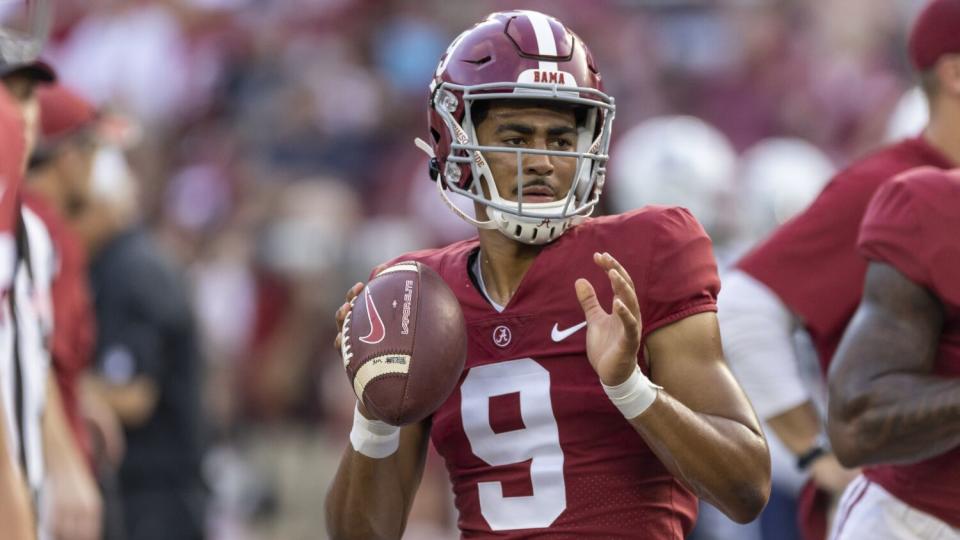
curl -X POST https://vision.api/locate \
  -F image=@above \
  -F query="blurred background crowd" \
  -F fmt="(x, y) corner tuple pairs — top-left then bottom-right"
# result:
(23, 0), (936, 538)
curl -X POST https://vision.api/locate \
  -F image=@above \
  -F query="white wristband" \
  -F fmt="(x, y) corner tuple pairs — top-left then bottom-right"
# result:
(602, 365), (661, 420)
(350, 405), (401, 459)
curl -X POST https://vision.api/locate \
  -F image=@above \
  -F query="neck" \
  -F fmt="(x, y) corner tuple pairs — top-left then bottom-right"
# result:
(924, 101), (960, 166)
(477, 227), (545, 307)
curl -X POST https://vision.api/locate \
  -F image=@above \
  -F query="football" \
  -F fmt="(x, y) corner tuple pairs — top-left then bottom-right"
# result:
(341, 261), (467, 426)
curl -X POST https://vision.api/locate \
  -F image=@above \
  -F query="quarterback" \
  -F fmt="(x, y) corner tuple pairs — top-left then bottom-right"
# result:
(325, 11), (770, 539)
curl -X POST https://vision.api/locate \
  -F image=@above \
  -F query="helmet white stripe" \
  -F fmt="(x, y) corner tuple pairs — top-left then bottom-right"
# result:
(523, 11), (558, 72)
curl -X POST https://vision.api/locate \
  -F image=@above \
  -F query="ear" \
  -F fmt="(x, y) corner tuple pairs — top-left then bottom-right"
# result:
(936, 54), (960, 96)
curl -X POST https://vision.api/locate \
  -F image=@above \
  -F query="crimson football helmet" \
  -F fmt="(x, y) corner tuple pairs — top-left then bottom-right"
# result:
(416, 10), (615, 245)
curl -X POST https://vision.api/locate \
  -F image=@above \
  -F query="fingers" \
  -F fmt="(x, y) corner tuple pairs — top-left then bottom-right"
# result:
(52, 498), (102, 540)
(346, 282), (364, 303)
(338, 282), (364, 327)
(607, 268), (641, 319)
(335, 300), (354, 330)
(594, 252), (640, 318)
(594, 252), (634, 289)
(334, 282), (365, 352)
(575, 278), (603, 320)
(613, 298), (640, 346)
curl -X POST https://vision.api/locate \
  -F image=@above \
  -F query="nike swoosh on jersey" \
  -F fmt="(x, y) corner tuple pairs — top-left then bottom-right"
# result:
(551, 321), (587, 342)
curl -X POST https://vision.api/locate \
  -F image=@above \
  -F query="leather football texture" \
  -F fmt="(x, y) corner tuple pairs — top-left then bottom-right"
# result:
(342, 261), (467, 426)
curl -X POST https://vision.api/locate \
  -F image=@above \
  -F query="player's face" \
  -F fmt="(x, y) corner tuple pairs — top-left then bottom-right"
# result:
(474, 102), (578, 204)
(2, 74), (40, 170)
(59, 137), (99, 218)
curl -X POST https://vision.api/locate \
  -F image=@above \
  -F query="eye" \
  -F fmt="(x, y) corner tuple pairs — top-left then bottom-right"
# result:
(502, 137), (525, 146)
(551, 137), (574, 149)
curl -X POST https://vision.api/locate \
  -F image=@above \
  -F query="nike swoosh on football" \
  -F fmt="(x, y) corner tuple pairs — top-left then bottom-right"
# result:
(359, 287), (386, 345)
(551, 321), (587, 342)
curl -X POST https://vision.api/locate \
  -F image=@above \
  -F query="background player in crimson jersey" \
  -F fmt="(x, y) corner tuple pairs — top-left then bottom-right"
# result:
(717, 2), (960, 538)
(827, 167), (960, 539)
(326, 10), (770, 539)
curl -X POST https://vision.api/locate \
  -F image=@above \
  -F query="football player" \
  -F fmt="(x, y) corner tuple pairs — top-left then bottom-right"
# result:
(717, 1), (960, 538)
(827, 167), (960, 539)
(326, 10), (770, 538)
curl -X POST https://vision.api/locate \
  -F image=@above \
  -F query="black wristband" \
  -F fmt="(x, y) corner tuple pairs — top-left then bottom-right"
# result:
(796, 444), (828, 471)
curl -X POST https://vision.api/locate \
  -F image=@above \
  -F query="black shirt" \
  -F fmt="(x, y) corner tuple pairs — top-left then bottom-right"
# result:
(91, 227), (205, 492)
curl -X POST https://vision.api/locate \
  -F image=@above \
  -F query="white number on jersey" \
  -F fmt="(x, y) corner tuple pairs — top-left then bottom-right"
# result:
(460, 358), (566, 530)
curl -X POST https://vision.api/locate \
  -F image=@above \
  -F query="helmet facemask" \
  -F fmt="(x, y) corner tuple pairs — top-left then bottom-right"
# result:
(427, 81), (615, 245)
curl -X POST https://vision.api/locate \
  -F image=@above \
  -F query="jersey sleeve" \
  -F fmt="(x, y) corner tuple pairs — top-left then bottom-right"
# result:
(641, 207), (720, 336)
(859, 167), (960, 305)
(737, 167), (884, 343)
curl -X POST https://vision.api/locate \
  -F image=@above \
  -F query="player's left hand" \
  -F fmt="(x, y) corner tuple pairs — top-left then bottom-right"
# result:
(47, 444), (103, 540)
(575, 252), (642, 386)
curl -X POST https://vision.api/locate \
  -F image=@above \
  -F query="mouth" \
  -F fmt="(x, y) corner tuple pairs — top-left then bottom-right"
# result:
(516, 182), (557, 203)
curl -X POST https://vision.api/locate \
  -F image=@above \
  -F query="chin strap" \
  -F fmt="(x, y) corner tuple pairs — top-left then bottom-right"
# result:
(413, 137), (435, 158)
(414, 138), (498, 230)
(435, 174), (498, 230)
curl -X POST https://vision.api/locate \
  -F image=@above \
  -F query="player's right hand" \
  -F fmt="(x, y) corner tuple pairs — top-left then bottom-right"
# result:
(334, 282), (376, 419)
(576, 252), (643, 387)
(810, 453), (860, 495)
(334, 282), (365, 352)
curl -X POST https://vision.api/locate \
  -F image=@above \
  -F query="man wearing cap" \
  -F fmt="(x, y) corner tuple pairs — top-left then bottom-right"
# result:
(27, 83), (109, 540)
(0, 57), (90, 540)
(717, 1), (960, 539)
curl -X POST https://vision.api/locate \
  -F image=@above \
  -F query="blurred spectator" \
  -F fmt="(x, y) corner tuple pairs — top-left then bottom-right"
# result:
(49, 1), (194, 128)
(80, 150), (208, 540)
(884, 85), (929, 141)
(28, 83), (110, 540)
(29, 83), (99, 468)
(735, 137), (836, 247)
(607, 115), (739, 258)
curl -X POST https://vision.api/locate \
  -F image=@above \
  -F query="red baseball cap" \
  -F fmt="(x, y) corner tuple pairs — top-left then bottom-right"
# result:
(909, 0), (960, 71)
(38, 83), (97, 141)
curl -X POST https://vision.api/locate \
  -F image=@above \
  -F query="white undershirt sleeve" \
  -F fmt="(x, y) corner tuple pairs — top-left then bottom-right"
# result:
(717, 269), (810, 420)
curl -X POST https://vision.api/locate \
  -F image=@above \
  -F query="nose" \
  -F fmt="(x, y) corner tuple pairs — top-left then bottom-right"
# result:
(523, 148), (554, 177)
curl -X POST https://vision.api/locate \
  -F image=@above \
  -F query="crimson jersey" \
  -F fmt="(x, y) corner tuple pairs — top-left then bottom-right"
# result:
(382, 207), (720, 538)
(22, 191), (96, 463)
(738, 137), (954, 372)
(857, 167), (960, 528)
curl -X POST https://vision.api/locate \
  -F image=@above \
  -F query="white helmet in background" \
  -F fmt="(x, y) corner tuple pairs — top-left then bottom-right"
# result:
(885, 86), (928, 143)
(608, 115), (737, 240)
(738, 137), (835, 242)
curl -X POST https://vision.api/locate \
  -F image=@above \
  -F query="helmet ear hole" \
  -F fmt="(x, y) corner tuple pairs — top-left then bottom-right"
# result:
(428, 158), (440, 181)
(430, 128), (441, 143)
